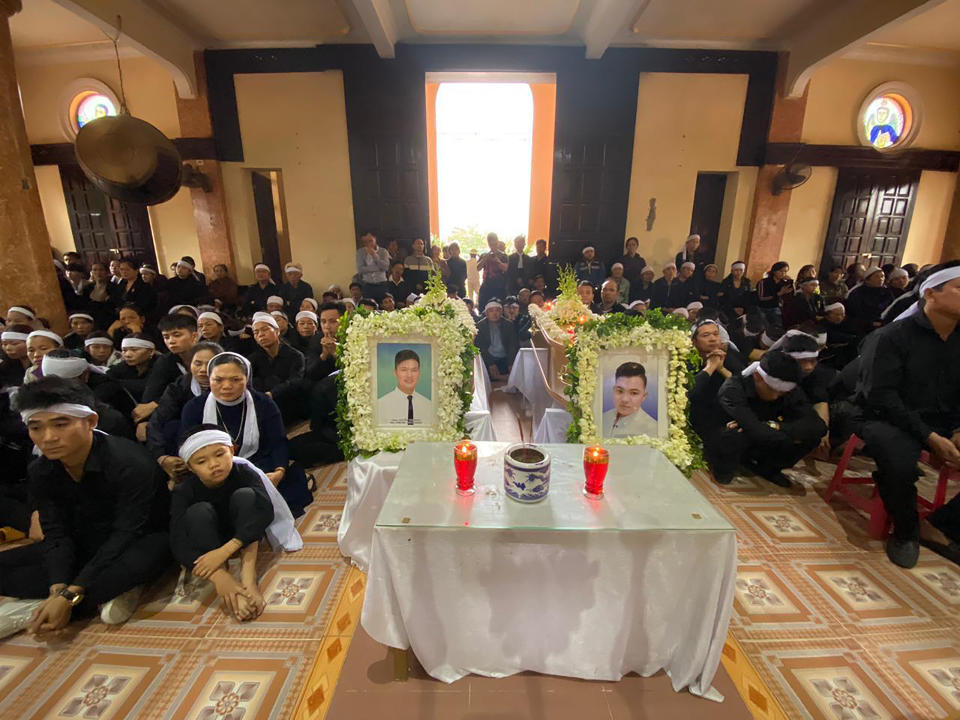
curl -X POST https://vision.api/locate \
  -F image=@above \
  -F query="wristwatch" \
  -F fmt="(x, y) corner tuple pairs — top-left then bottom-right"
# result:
(57, 588), (84, 606)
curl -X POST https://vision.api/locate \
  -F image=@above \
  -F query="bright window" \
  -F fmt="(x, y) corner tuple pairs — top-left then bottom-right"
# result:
(435, 83), (533, 252)
(73, 92), (118, 129)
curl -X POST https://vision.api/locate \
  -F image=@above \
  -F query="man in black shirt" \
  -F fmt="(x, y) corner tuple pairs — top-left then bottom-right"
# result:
(0, 378), (170, 639)
(526, 239), (556, 293)
(591, 280), (626, 315)
(717, 351), (826, 488)
(855, 263), (960, 568)
(249, 313), (304, 422)
(445, 243), (467, 297)
(688, 320), (746, 484)
(134, 314), (200, 432)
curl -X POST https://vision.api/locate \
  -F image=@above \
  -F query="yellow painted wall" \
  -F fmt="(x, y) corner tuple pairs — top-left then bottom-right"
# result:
(776, 58), (960, 271)
(18, 55), (202, 269)
(35, 165), (75, 254)
(624, 73), (755, 272)
(803, 58), (960, 150)
(904, 170), (957, 266)
(17, 55), (182, 144)
(222, 71), (356, 287)
(779, 167), (838, 273)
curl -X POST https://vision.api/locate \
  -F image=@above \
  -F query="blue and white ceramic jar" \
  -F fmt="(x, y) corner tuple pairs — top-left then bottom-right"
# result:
(503, 444), (551, 503)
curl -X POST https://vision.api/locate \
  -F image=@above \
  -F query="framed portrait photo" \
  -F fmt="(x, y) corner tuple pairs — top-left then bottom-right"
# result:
(565, 312), (702, 473)
(373, 339), (437, 429)
(594, 349), (669, 440)
(336, 296), (478, 457)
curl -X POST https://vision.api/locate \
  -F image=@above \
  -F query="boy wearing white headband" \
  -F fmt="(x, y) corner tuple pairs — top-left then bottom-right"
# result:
(0, 377), (171, 639)
(714, 350), (826, 487)
(170, 425), (283, 621)
(854, 261), (960, 568)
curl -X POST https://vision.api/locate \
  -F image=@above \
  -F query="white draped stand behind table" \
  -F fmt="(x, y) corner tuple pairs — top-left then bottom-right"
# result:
(337, 356), (495, 571)
(504, 347), (565, 437)
(361, 442), (737, 700)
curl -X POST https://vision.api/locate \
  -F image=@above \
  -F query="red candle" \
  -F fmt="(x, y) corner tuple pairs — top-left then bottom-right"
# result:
(583, 446), (609, 499)
(454, 441), (478, 496)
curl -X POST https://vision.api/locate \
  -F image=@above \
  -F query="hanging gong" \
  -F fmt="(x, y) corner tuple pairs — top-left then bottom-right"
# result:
(74, 113), (183, 205)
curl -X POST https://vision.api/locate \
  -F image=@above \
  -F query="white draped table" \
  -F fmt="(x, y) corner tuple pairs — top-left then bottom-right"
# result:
(337, 356), (495, 571)
(361, 442), (737, 700)
(503, 347), (564, 434)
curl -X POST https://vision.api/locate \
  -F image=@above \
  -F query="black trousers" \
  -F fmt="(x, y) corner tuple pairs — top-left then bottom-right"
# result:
(478, 278), (506, 310)
(928, 494), (960, 543)
(171, 488), (271, 567)
(861, 420), (953, 539)
(0, 532), (171, 615)
(700, 417), (824, 480)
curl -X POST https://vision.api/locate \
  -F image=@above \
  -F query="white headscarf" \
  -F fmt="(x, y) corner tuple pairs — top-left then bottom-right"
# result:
(895, 266), (960, 321)
(203, 353), (259, 459)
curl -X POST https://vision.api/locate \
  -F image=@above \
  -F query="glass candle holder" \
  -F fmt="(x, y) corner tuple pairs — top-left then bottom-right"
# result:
(583, 445), (609, 499)
(454, 440), (478, 496)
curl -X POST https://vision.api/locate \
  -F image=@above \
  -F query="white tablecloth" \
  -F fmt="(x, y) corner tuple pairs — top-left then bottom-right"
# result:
(533, 407), (572, 443)
(338, 359), (494, 570)
(362, 442), (737, 699)
(504, 347), (563, 428)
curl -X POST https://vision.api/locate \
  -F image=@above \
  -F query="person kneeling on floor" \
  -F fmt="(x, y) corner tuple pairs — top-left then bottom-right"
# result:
(171, 425), (302, 621)
(0, 377), (171, 639)
(716, 350), (826, 488)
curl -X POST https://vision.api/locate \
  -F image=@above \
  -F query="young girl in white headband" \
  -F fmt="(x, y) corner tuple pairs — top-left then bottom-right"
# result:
(170, 424), (301, 620)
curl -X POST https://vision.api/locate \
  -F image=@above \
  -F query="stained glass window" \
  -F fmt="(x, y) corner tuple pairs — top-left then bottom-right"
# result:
(70, 91), (118, 131)
(861, 93), (912, 150)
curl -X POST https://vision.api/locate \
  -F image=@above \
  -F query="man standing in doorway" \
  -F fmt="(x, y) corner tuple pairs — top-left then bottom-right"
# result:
(355, 231), (390, 303)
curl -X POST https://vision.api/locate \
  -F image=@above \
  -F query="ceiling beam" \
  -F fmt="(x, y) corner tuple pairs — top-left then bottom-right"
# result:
(782, 0), (946, 98)
(584, 0), (646, 59)
(51, 0), (201, 98)
(343, 0), (396, 59)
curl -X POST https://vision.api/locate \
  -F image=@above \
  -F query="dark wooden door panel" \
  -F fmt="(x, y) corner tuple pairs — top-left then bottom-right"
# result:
(251, 171), (282, 283)
(689, 173), (727, 264)
(819, 169), (918, 276)
(59, 165), (157, 269)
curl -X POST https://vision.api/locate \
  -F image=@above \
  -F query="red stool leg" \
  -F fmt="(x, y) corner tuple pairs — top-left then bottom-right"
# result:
(866, 492), (891, 539)
(825, 435), (863, 502)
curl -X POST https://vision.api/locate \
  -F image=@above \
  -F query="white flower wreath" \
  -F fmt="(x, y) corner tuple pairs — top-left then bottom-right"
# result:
(340, 306), (475, 455)
(568, 320), (700, 472)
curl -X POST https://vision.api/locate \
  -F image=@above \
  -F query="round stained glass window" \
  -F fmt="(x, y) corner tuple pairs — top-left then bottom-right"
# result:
(75, 92), (117, 128)
(857, 84), (921, 152)
(60, 79), (122, 139)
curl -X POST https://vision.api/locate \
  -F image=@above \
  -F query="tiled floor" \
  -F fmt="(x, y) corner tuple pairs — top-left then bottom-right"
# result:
(694, 455), (960, 720)
(5, 392), (960, 720)
(0, 462), (352, 720)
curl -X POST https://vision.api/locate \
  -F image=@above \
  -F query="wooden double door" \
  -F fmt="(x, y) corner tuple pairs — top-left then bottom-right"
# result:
(59, 164), (158, 269)
(819, 168), (919, 276)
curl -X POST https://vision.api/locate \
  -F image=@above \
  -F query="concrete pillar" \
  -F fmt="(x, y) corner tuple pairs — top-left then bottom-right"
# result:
(742, 56), (809, 283)
(175, 52), (236, 274)
(0, 0), (67, 333)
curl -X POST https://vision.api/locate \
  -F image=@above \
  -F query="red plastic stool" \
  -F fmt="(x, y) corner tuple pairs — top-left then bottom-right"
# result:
(824, 434), (956, 539)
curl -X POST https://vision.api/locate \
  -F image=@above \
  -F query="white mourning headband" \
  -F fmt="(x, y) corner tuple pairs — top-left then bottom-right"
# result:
(197, 311), (223, 325)
(8, 306), (35, 319)
(742, 362), (797, 393)
(252, 312), (279, 330)
(121, 337), (155, 350)
(27, 330), (63, 346)
(267, 295), (283, 306)
(68, 313), (94, 323)
(20, 403), (97, 423)
(84, 336), (114, 347)
(179, 429), (234, 463)
(296, 310), (318, 323)
(41, 354), (94, 378)
(1, 331), (28, 342)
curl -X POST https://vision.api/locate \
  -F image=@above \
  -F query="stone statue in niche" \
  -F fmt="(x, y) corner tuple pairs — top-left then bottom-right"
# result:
(645, 198), (657, 231)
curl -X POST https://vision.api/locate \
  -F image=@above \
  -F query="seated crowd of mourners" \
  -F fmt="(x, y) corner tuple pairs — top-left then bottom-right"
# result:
(0, 233), (956, 640)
